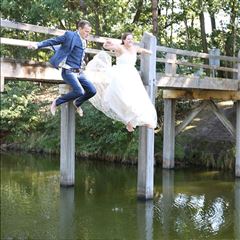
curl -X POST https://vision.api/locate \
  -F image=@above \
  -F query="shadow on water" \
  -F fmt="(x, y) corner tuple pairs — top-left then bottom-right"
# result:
(1, 151), (239, 240)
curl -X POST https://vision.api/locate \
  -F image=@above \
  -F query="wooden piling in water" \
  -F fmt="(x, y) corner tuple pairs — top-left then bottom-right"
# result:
(163, 53), (176, 169)
(59, 84), (75, 186)
(137, 32), (156, 200)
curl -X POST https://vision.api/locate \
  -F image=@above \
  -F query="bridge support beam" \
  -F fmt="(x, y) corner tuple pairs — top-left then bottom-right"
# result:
(59, 85), (76, 186)
(163, 99), (176, 168)
(137, 32), (156, 200)
(0, 75), (5, 92)
(163, 53), (177, 169)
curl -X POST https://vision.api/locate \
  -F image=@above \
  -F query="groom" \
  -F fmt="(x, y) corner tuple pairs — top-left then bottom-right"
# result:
(28, 20), (96, 117)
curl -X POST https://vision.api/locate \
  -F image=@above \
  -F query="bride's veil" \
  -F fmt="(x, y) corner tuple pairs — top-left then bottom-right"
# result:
(85, 51), (122, 122)
(86, 50), (112, 72)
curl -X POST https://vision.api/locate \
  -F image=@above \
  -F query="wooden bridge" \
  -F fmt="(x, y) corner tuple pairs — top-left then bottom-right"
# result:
(1, 19), (240, 200)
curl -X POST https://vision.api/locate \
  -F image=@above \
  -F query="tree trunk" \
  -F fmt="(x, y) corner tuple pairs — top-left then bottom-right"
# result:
(158, 1), (162, 45)
(210, 15), (216, 31)
(152, 0), (158, 36)
(170, 0), (174, 45)
(229, 0), (237, 57)
(79, 0), (87, 14)
(198, 0), (208, 54)
(224, 0), (237, 78)
(132, 0), (144, 24)
(184, 16), (190, 48)
(207, 0), (216, 31)
(207, 0), (217, 46)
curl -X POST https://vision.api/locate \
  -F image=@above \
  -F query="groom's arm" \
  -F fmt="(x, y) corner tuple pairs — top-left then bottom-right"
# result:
(28, 31), (68, 50)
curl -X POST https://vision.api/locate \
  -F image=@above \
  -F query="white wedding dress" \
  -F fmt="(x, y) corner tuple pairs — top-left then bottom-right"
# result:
(85, 51), (157, 129)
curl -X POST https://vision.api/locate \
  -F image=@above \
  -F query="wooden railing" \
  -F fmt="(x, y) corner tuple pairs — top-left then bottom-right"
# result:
(1, 19), (119, 55)
(1, 18), (239, 68)
(1, 18), (240, 92)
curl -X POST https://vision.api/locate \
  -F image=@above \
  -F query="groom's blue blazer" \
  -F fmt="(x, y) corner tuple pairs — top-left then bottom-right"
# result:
(37, 31), (84, 69)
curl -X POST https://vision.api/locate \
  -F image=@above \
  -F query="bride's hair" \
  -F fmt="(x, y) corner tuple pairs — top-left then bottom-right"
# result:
(121, 32), (133, 44)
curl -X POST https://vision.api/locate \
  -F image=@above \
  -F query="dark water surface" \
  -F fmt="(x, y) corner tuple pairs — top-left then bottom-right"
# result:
(1, 152), (239, 240)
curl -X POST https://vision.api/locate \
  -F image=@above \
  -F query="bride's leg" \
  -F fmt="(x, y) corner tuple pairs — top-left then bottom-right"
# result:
(145, 124), (154, 129)
(126, 122), (134, 132)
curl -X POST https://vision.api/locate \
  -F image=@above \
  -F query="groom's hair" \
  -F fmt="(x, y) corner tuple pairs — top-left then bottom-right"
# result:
(77, 20), (91, 29)
(121, 32), (133, 44)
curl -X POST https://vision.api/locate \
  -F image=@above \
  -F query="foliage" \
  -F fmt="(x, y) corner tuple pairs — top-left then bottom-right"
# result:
(75, 103), (139, 161)
(0, 82), (60, 151)
(182, 139), (235, 170)
(0, 82), (42, 141)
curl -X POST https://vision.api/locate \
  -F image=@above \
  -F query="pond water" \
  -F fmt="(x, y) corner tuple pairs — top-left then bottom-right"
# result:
(1, 152), (239, 240)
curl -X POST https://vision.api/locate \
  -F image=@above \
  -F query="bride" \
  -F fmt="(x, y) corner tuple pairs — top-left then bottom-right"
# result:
(85, 32), (157, 132)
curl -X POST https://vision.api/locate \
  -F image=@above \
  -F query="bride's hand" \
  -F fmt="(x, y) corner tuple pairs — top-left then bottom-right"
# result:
(137, 47), (152, 55)
(144, 49), (152, 55)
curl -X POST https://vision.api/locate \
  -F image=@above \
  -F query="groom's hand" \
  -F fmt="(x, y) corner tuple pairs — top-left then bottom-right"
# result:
(27, 43), (38, 50)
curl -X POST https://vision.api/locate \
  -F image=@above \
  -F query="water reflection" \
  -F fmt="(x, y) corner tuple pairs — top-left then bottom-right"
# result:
(137, 200), (153, 240)
(154, 169), (234, 239)
(1, 152), (237, 239)
(235, 179), (240, 240)
(161, 170), (175, 240)
(59, 187), (75, 240)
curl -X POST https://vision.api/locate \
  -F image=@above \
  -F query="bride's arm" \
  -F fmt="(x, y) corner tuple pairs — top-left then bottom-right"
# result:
(136, 46), (152, 55)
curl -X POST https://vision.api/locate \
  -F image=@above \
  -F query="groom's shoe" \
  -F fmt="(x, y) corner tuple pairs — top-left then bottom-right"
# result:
(50, 99), (57, 116)
(73, 100), (83, 117)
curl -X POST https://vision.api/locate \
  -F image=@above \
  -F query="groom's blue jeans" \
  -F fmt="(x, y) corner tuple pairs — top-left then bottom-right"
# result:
(56, 69), (96, 107)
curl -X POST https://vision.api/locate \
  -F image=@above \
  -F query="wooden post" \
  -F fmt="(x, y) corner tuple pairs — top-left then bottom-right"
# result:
(0, 74), (4, 93)
(209, 48), (220, 78)
(163, 53), (177, 168)
(236, 51), (240, 177)
(59, 84), (76, 186)
(137, 32), (156, 200)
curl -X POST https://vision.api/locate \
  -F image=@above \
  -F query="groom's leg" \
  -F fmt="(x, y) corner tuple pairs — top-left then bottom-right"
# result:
(74, 73), (96, 107)
(56, 69), (85, 106)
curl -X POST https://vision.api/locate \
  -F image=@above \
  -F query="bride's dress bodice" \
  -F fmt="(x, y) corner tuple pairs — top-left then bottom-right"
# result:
(116, 53), (137, 66)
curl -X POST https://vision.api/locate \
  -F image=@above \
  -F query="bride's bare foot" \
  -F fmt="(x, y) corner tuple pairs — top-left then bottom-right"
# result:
(126, 122), (134, 132)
